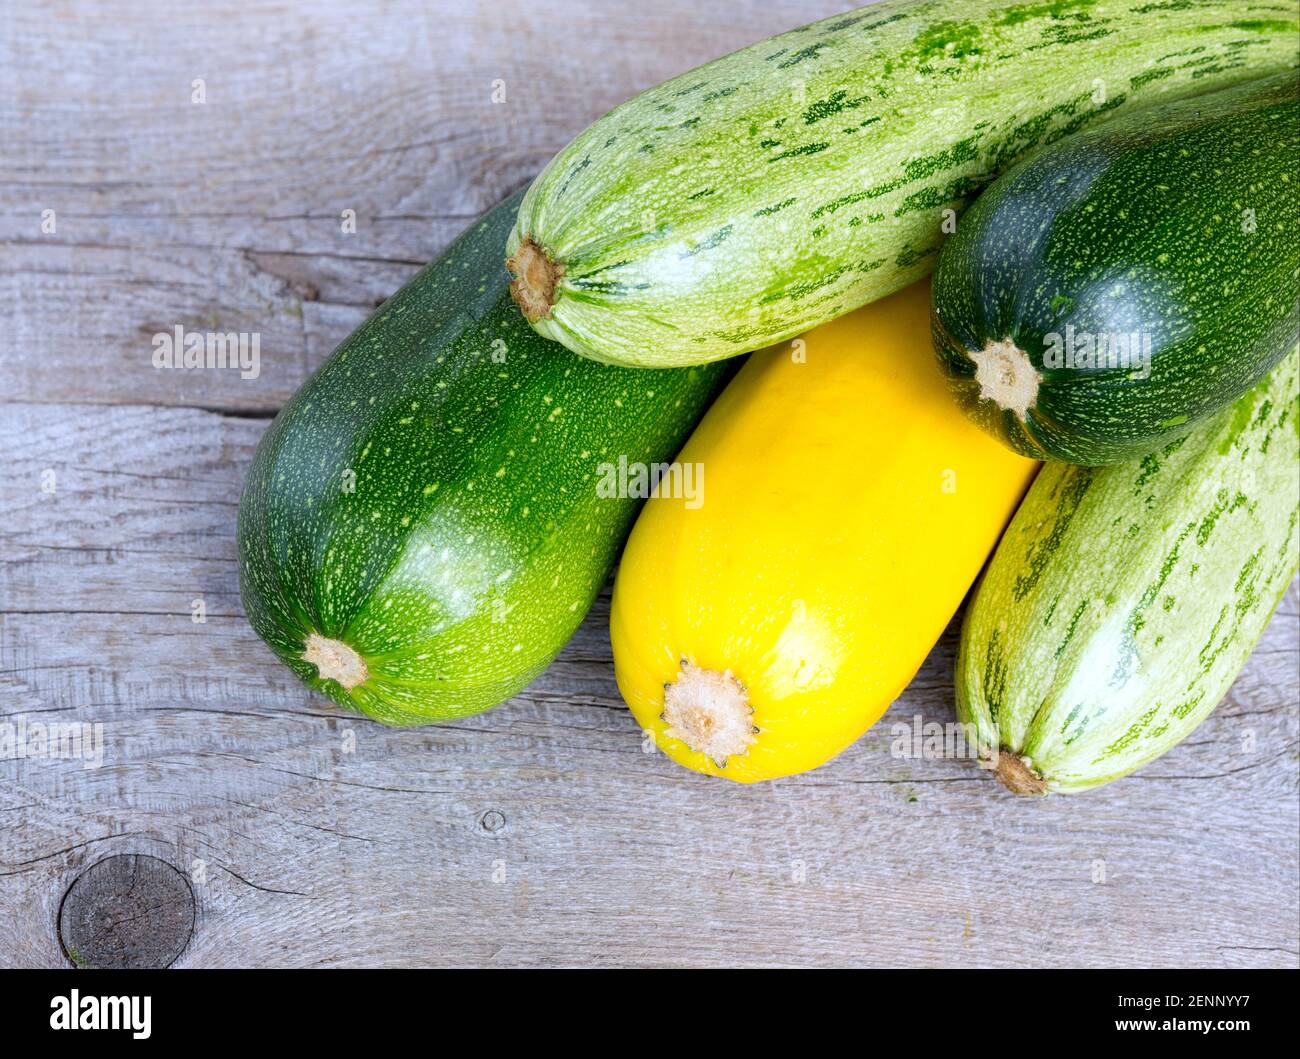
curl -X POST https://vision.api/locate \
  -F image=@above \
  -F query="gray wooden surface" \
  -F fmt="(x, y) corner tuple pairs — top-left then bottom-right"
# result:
(2, 0), (1297, 969)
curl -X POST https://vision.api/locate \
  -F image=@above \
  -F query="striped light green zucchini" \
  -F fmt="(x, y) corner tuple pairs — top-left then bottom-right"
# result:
(956, 351), (1299, 795)
(507, 0), (1299, 367)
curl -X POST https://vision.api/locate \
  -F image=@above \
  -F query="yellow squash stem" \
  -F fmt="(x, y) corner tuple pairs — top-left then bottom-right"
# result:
(661, 661), (756, 766)
(610, 279), (1039, 782)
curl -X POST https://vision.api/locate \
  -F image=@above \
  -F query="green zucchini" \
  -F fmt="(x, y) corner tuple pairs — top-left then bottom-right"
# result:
(956, 351), (1299, 795)
(932, 73), (1300, 464)
(506, 0), (1299, 368)
(237, 191), (724, 725)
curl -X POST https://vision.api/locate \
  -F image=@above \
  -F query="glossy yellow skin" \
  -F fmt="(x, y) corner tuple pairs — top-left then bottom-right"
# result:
(610, 280), (1039, 782)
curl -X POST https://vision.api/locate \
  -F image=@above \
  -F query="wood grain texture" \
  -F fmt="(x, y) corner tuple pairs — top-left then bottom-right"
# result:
(2, 0), (1298, 968)
(58, 854), (196, 968)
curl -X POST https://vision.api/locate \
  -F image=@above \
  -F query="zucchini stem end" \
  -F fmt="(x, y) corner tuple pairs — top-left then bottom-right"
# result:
(661, 661), (757, 768)
(507, 238), (563, 322)
(303, 633), (369, 691)
(968, 338), (1040, 421)
(992, 747), (1049, 796)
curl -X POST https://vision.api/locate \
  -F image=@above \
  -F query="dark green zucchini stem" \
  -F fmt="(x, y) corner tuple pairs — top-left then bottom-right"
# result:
(303, 633), (369, 691)
(968, 338), (1040, 420)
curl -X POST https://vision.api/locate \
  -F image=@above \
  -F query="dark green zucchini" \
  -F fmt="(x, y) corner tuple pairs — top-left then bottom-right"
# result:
(932, 73), (1300, 464)
(237, 190), (725, 724)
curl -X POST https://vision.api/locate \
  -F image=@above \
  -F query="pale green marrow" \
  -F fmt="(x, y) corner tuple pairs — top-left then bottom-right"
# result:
(956, 352), (1300, 794)
(508, 0), (1299, 367)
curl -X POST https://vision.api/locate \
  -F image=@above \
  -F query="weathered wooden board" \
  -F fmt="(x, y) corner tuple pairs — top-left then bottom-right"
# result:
(1, 0), (854, 411)
(2, 0), (1298, 969)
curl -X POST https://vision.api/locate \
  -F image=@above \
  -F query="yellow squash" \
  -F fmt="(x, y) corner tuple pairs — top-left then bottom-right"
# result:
(610, 279), (1038, 782)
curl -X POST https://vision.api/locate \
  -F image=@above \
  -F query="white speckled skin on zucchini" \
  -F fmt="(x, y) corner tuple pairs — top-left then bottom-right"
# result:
(956, 352), (1299, 794)
(507, 0), (1299, 367)
(931, 73), (1300, 464)
(237, 191), (725, 725)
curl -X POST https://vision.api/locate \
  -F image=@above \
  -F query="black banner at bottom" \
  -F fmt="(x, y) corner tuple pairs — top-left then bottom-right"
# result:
(0, 967), (1295, 1044)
